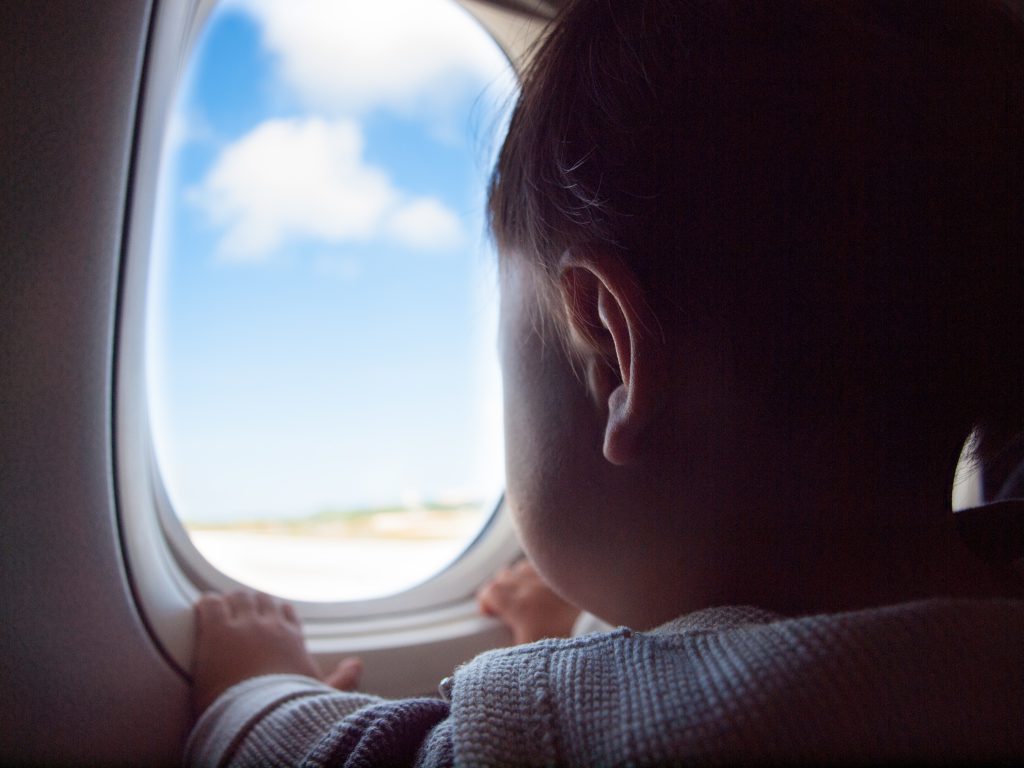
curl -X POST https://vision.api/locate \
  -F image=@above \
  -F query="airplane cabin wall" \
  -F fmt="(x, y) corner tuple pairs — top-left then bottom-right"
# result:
(0, 2), (188, 764)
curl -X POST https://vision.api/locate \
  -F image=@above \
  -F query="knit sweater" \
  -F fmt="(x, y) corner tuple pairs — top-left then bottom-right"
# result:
(185, 599), (1024, 766)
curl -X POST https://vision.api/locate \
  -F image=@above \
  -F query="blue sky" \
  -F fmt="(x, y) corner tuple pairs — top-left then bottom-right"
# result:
(148, 0), (514, 523)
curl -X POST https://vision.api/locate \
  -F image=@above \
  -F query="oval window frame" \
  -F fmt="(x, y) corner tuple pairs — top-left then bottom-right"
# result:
(114, 0), (547, 694)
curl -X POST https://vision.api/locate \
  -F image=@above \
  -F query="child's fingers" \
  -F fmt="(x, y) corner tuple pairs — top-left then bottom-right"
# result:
(477, 578), (508, 613)
(195, 593), (230, 626)
(323, 657), (363, 691)
(477, 585), (498, 616)
(478, 559), (544, 620)
(498, 564), (520, 582)
(482, 565), (512, 589)
(226, 590), (256, 617)
(281, 602), (301, 626)
(254, 591), (276, 615)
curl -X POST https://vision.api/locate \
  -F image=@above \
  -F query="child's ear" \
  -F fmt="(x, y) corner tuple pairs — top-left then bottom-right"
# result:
(558, 249), (664, 466)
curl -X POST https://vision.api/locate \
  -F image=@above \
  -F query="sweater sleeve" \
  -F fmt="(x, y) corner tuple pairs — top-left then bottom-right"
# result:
(184, 675), (453, 768)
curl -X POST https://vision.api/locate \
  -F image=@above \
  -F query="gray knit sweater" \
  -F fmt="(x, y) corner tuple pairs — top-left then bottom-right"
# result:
(185, 599), (1024, 766)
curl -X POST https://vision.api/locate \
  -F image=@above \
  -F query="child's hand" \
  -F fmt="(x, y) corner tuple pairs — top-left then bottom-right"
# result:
(322, 656), (363, 692)
(191, 591), (362, 718)
(477, 559), (581, 644)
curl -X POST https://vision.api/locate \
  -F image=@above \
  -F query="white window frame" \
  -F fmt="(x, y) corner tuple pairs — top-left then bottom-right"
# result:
(115, 0), (537, 696)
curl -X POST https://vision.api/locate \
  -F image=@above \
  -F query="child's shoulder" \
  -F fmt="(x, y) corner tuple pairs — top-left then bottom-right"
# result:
(449, 599), (1024, 764)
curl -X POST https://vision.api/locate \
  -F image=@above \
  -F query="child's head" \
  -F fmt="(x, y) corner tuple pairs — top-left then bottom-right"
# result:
(489, 0), (1023, 626)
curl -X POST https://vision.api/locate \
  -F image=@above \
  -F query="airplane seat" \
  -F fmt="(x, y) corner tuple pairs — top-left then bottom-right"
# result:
(981, 434), (1024, 502)
(954, 434), (1024, 565)
(957, 433), (1024, 568)
(994, 444), (1024, 502)
(998, 464), (1024, 500)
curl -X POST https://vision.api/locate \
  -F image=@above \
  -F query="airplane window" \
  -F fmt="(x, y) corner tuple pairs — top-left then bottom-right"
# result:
(147, 0), (514, 602)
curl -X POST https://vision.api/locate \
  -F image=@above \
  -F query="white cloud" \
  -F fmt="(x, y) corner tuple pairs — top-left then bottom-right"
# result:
(190, 116), (465, 260)
(389, 198), (463, 250)
(228, 0), (510, 115)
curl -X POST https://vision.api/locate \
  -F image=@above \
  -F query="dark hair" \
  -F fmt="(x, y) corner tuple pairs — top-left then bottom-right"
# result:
(489, 0), (1023, 465)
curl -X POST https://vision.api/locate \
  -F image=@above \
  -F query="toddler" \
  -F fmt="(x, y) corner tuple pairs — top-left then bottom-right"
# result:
(187, 0), (1024, 764)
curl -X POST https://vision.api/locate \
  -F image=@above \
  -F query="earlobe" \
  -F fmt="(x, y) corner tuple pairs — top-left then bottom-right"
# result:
(558, 250), (664, 466)
(604, 385), (642, 466)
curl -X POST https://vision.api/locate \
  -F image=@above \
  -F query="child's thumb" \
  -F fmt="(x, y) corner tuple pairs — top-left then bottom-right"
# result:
(323, 656), (363, 691)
